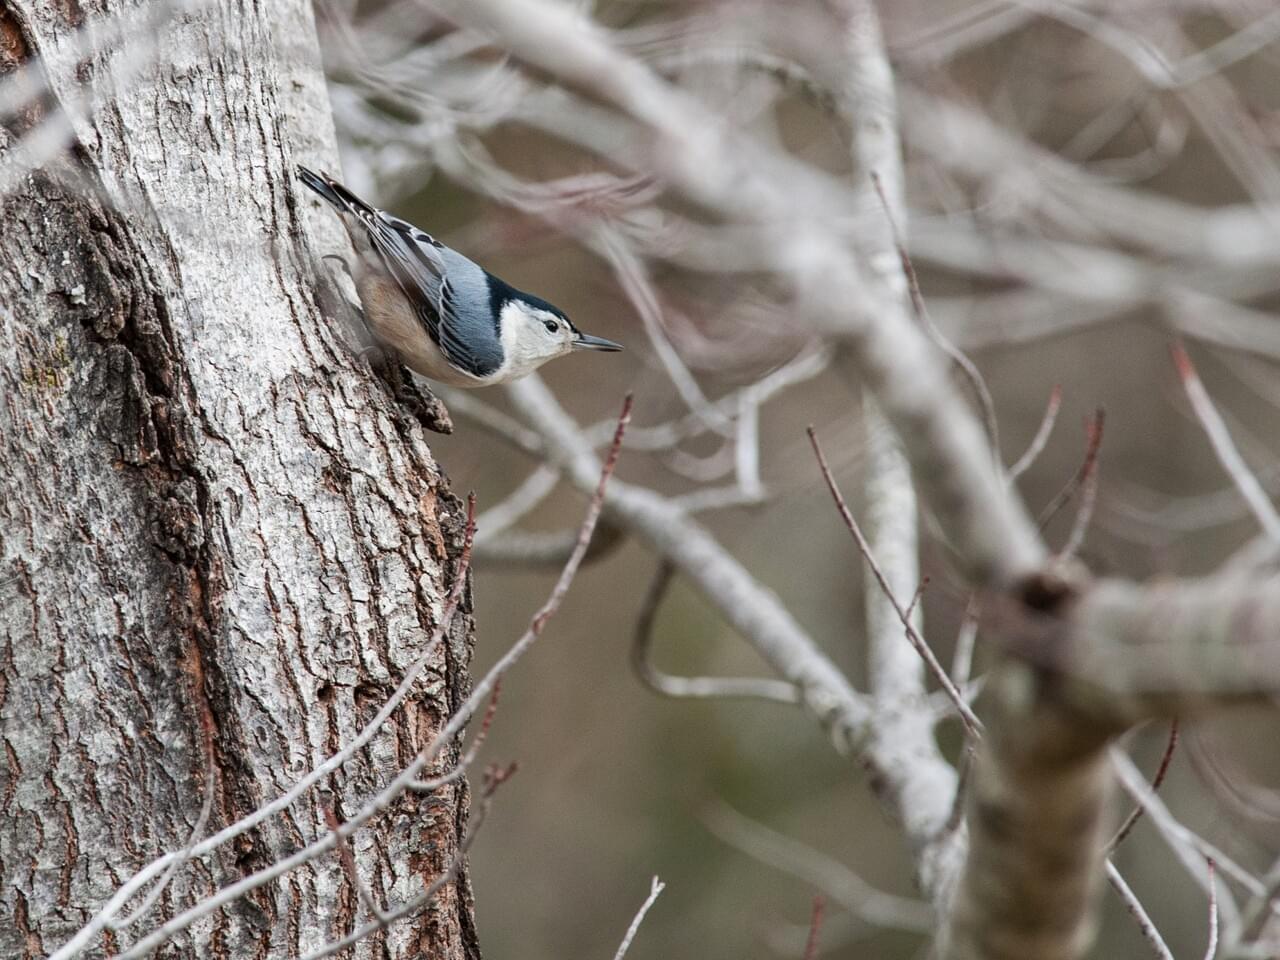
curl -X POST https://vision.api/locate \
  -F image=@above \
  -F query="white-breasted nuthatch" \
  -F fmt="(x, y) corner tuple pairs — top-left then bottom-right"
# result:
(297, 165), (623, 387)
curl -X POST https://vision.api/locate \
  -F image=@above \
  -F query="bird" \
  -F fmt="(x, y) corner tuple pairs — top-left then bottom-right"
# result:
(296, 165), (622, 387)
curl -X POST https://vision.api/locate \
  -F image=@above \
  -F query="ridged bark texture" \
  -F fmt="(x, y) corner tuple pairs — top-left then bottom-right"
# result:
(0, 2), (479, 958)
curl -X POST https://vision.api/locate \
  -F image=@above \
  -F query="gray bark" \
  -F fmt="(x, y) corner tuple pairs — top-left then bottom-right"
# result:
(0, 2), (479, 957)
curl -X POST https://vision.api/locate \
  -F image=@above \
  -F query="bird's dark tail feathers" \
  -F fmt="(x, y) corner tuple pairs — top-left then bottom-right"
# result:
(296, 165), (375, 218)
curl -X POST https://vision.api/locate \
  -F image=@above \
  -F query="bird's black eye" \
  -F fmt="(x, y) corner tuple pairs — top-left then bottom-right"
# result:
(543, 319), (559, 334)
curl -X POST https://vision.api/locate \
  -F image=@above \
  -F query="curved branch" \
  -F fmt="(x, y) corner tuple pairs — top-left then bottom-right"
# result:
(630, 561), (801, 704)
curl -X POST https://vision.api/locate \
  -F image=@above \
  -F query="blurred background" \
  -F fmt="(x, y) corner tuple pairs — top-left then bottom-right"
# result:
(315, 1), (1280, 956)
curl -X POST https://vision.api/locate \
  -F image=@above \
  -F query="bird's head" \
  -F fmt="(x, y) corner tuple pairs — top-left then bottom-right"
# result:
(497, 288), (622, 378)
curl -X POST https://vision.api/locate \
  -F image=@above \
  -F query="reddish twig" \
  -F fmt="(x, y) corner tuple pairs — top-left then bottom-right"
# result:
(1059, 410), (1105, 559)
(802, 895), (826, 960)
(481, 761), (520, 799)
(1038, 408), (1105, 532)
(1108, 719), (1180, 854)
(408, 678), (504, 794)
(808, 426), (981, 737)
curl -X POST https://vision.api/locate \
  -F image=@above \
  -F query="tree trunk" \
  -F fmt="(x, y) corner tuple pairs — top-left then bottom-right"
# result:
(0, 2), (479, 957)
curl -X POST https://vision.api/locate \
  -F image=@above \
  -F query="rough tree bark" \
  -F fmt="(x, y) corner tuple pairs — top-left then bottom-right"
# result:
(0, 2), (479, 957)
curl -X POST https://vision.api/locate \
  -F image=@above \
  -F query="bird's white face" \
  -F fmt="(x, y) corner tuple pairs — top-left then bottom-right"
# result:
(498, 300), (579, 379)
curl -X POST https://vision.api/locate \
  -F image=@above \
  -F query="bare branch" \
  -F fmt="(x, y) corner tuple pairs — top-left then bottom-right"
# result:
(296, 767), (509, 960)
(475, 523), (626, 569)
(320, 800), (388, 924)
(435, 0), (1047, 586)
(474, 466), (560, 539)
(1112, 749), (1254, 932)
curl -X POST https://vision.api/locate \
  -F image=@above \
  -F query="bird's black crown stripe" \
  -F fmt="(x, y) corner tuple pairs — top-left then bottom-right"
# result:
(485, 272), (573, 331)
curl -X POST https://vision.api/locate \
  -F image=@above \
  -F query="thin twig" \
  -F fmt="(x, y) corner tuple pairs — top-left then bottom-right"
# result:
(1059, 410), (1106, 560)
(107, 708), (218, 930)
(408, 679), (503, 793)
(507, 375), (873, 752)
(1108, 719), (1180, 854)
(1107, 860), (1176, 960)
(1172, 341), (1280, 544)
(1038, 408), (1106, 532)
(1112, 748), (1257, 931)
(1008, 386), (1059, 481)
(321, 800), (388, 922)
(630, 560), (801, 704)
(297, 768), (510, 960)
(612, 876), (666, 960)
(808, 426), (982, 737)
(904, 577), (930, 622)
(871, 170), (1000, 460)
(950, 596), (980, 687)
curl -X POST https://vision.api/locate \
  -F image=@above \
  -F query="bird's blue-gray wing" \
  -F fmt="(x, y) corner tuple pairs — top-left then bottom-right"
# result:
(359, 212), (503, 378)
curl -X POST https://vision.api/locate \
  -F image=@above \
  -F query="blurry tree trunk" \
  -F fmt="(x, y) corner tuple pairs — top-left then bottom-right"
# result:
(0, 2), (478, 958)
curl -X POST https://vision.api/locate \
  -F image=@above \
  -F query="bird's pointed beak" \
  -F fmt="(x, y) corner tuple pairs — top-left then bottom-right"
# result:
(573, 332), (623, 352)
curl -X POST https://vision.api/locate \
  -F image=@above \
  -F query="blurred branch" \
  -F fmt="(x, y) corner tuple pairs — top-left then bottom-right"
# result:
(631, 560), (802, 705)
(1008, 385), (1063, 482)
(705, 801), (935, 934)
(1107, 720), (1180, 854)
(475, 522), (626, 568)
(1172, 342), (1280, 545)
